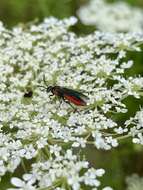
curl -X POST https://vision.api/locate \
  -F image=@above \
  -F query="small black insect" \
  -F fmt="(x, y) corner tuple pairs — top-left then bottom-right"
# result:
(24, 90), (33, 98)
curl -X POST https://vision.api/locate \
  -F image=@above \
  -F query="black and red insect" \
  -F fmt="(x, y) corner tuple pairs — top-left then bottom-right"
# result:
(38, 78), (88, 109)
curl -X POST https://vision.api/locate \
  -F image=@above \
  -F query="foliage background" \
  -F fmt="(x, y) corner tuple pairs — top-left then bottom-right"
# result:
(0, 0), (143, 189)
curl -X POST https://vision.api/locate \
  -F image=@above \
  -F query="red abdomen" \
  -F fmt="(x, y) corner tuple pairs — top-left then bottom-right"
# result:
(64, 95), (86, 106)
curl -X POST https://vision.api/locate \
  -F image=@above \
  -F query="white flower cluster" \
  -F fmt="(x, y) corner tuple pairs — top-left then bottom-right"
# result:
(0, 17), (142, 189)
(9, 148), (106, 190)
(126, 174), (143, 190)
(78, 0), (143, 33)
(125, 109), (143, 144)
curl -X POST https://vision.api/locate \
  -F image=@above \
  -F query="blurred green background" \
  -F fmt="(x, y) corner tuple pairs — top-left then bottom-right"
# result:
(0, 0), (143, 189)
(0, 0), (143, 28)
(0, 0), (143, 26)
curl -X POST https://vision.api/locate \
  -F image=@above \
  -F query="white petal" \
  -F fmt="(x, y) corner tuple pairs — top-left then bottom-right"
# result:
(11, 177), (24, 187)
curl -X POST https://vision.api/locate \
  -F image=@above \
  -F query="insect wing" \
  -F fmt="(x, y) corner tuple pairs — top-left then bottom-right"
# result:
(62, 87), (88, 106)
(64, 94), (86, 106)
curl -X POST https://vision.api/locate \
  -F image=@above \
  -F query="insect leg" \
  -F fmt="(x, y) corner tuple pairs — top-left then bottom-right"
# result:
(62, 97), (77, 112)
(63, 98), (74, 108)
(49, 94), (54, 98)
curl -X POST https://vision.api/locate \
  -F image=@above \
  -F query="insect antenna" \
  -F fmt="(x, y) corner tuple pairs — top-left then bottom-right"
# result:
(43, 74), (49, 86)
(37, 75), (49, 90)
(36, 85), (47, 91)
